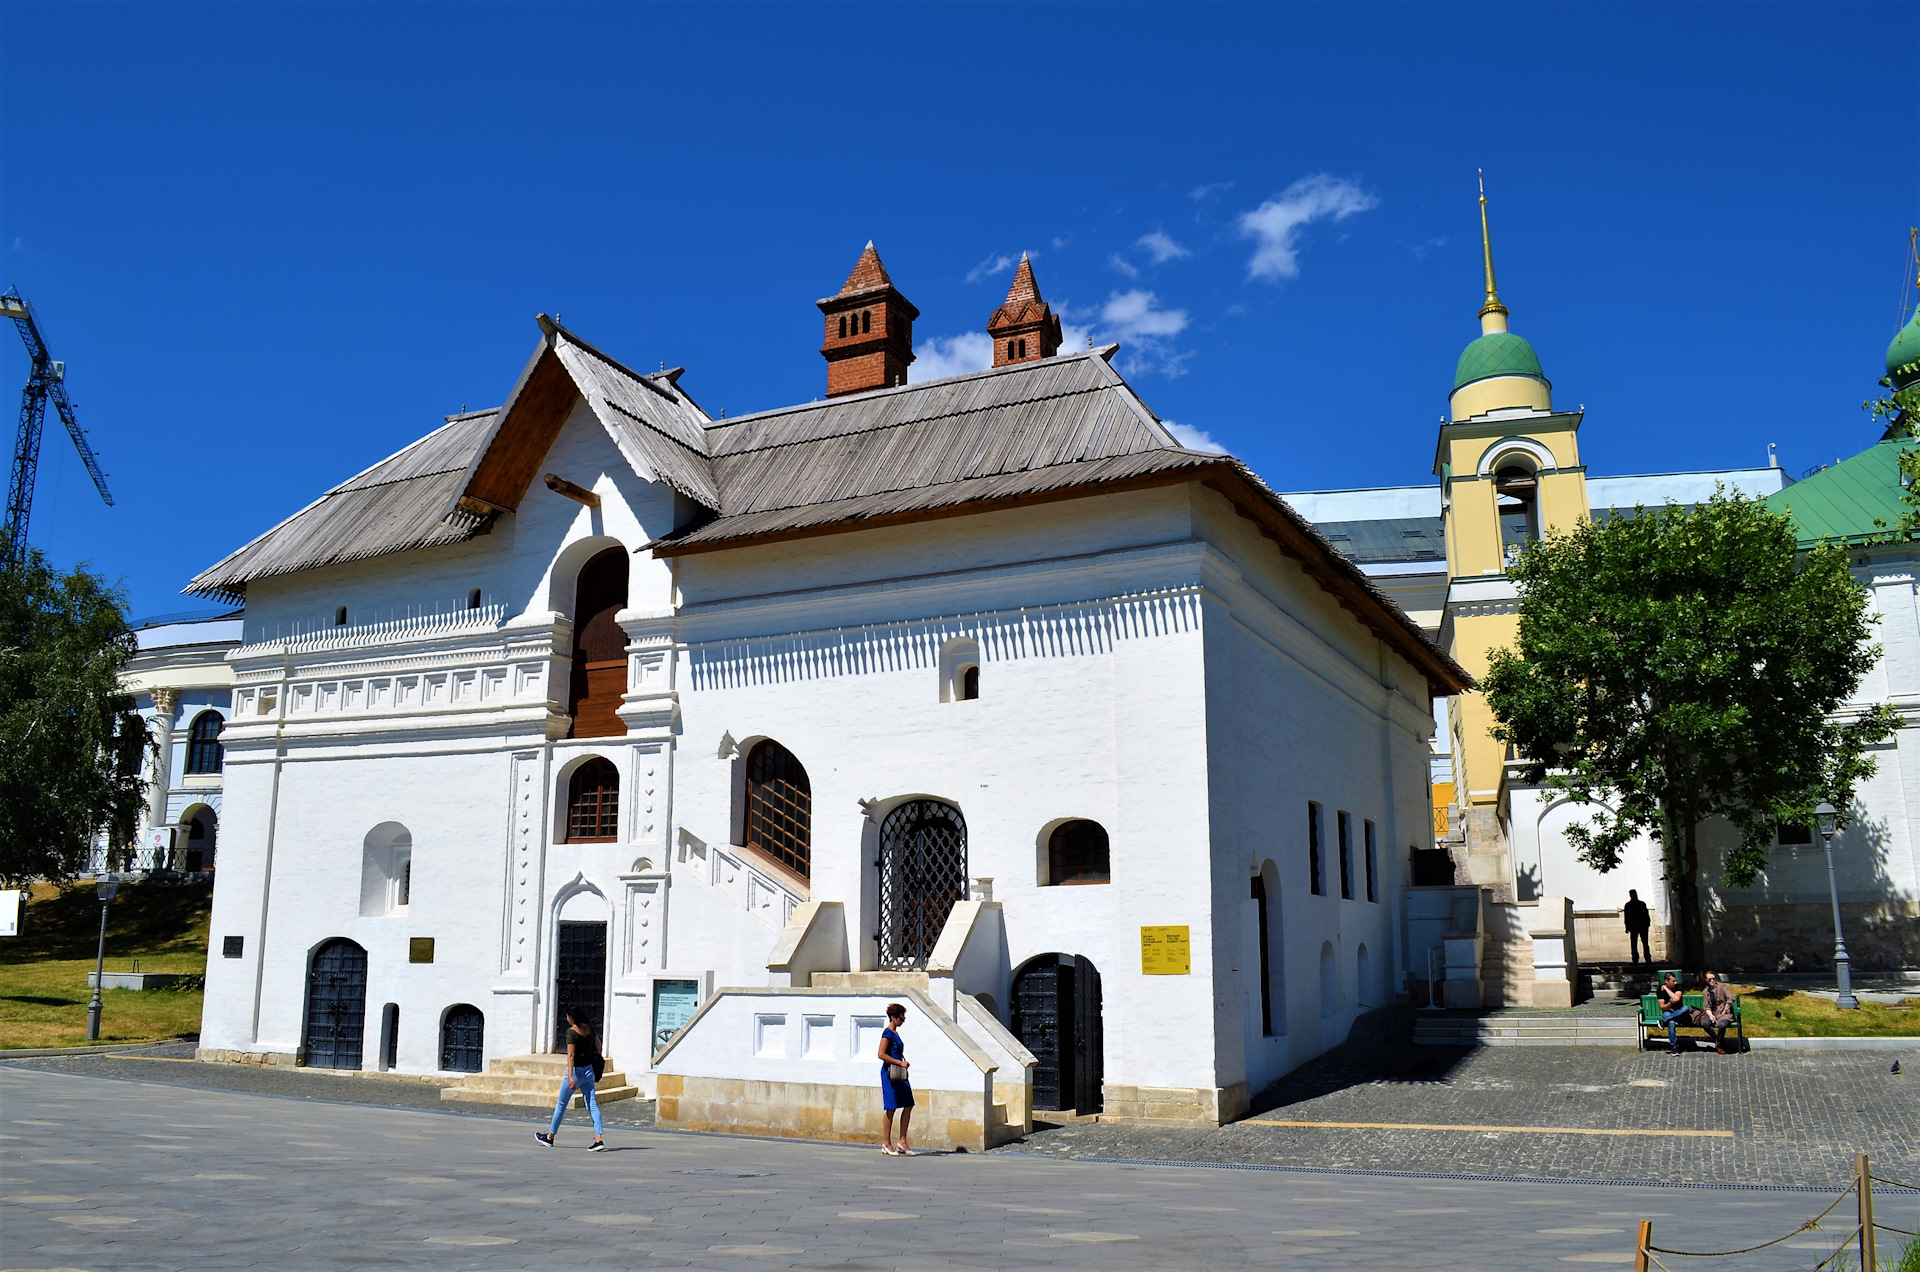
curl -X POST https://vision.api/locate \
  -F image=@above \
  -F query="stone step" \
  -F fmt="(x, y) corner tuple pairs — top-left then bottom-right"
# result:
(1413, 1014), (1640, 1048)
(441, 1082), (640, 1108)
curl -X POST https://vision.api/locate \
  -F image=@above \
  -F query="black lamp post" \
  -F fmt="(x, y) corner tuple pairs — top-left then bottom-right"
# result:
(1813, 802), (1858, 1011)
(86, 873), (119, 1041)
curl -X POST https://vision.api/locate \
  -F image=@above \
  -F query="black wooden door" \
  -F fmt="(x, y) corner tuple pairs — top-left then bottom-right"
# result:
(1012, 954), (1104, 1115)
(552, 921), (608, 1048)
(876, 800), (967, 969)
(441, 1004), (485, 1073)
(303, 938), (367, 1070)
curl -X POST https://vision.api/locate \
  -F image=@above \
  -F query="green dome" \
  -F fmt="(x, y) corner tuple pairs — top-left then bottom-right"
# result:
(1453, 331), (1547, 393)
(1886, 310), (1920, 390)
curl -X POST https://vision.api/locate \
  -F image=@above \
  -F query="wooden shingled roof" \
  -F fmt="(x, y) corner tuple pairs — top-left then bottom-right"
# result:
(184, 317), (1468, 693)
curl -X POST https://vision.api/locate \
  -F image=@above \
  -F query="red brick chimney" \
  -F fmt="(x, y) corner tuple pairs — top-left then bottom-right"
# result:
(987, 253), (1062, 367)
(818, 242), (918, 397)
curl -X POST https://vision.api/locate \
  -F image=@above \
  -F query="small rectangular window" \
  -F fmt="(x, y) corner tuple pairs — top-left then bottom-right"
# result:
(408, 937), (434, 964)
(1307, 803), (1323, 896)
(1337, 812), (1354, 900)
(222, 935), (244, 959)
(1364, 820), (1378, 903)
(1777, 823), (1814, 848)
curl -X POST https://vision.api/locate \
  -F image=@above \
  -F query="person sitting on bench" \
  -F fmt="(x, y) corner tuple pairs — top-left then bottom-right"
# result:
(1696, 971), (1737, 1054)
(1656, 972), (1689, 1054)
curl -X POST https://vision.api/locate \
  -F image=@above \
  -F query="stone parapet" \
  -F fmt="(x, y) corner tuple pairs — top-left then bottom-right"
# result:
(656, 1073), (1004, 1152)
(1099, 1082), (1249, 1127)
(196, 1048), (298, 1068)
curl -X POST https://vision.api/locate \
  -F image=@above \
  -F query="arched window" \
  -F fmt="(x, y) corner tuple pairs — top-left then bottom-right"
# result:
(360, 823), (412, 916)
(568, 547), (629, 739)
(566, 758), (620, 843)
(1018, 338), (1027, 358)
(185, 711), (225, 774)
(838, 315), (848, 338)
(468, 587), (482, 610)
(1047, 820), (1110, 885)
(1494, 464), (1539, 556)
(745, 739), (811, 878)
(861, 310), (871, 334)
(1007, 340), (1017, 360)
(334, 605), (348, 626)
(961, 665), (979, 700)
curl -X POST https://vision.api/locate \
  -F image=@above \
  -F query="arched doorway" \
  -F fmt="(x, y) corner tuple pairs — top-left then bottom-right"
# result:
(569, 547), (629, 739)
(1011, 953), (1104, 1115)
(178, 805), (217, 873)
(876, 800), (967, 970)
(441, 1004), (485, 1073)
(552, 890), (609, 1050)
(303, 939), (368, 1070)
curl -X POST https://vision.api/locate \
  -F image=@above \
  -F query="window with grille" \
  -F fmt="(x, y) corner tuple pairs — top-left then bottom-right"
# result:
(1364, 819), (1378, 902)
(745, 739), (812, 878)
(1338, 811), (1354, 900)
(1307, 802), (1324, 896)
(1047, 820), (1110, 885)
(566, 758), (620, 843)
(185, 711), (225, 774)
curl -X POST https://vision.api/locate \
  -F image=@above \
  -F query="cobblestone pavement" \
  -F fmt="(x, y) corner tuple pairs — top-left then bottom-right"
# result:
(1002, 1014), (1919, 1188)
(6, 1067), (1915, 1272)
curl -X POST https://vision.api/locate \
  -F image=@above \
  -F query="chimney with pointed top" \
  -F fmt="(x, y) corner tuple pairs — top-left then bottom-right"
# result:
(987, 253), (1062, 367)
(818, 241), (919, 397)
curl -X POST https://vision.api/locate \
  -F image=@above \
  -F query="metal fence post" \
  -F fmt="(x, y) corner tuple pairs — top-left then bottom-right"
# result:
(1858, 1152), (1876, 1272)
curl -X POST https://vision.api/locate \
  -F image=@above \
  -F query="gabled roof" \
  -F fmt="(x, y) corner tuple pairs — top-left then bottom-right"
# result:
(1764, 438), (1916, 547)
(187, 411), (500, 602)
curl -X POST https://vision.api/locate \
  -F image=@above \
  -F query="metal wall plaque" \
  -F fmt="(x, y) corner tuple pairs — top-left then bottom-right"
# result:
(408, 937), (435, 964)
(221, 935), (243, 958)
(1140, 925), (1191, 975)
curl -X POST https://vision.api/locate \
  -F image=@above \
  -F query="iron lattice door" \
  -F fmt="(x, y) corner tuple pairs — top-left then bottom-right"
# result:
(552, 921), (608, 1049)
(1012, 954), (1104, 1114)
(441, 1004), (484, 1073)
(876, 800), (967, 969)
(303, 939), (367, 1070)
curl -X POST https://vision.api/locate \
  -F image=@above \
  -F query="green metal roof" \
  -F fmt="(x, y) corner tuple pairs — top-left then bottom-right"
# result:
(1763, 438), (1917, 547)
(1886, 310), (1920, 390)
(1453, 331), (1547, 393)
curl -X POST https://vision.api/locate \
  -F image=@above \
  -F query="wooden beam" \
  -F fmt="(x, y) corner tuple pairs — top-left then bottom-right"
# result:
(543, 473), (601, 507)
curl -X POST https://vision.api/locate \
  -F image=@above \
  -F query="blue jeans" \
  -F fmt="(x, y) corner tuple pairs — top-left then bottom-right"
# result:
(1660, 1006), (1691, 1048)
(549, 1066), (604, 1136)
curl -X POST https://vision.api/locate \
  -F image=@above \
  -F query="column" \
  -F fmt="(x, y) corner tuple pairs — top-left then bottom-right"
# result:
(145, 688), (179, 839)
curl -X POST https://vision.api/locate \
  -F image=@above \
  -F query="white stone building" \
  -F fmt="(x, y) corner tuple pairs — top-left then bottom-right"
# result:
(190, 249), (1466, 1130)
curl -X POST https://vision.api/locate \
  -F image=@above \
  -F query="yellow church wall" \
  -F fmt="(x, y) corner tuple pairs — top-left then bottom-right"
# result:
(1446, 609), (1520, 805)
(1448, 374), (1552, 423)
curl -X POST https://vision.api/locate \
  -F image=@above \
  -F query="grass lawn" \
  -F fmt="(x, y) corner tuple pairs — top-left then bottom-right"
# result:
(1731, 983), (1920, 1038)
(0, 879), (211, 1049)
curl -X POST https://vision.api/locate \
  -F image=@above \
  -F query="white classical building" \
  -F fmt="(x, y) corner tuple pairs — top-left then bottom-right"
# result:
(191, 249), (1466, 1132)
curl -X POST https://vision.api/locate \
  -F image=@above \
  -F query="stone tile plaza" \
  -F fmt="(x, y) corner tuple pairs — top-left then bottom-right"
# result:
(4, 6), (1919, 1270)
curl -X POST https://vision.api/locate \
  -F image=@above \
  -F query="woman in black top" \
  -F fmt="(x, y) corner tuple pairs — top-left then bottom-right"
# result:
(536, 1007), (607, 1151)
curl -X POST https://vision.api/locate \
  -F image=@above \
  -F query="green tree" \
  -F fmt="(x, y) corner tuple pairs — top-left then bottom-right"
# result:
(1481, 492), (1898, 972)
(0, 549), (149, 886)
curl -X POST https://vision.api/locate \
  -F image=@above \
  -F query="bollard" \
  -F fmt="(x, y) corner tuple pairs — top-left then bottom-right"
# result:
(1633, 1219), (1652, 1272)
(1858, 1152), (1876, 1272)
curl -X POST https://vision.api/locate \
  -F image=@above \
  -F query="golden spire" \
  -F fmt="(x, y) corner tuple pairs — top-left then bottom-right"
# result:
(1477, 169), (1509, 332)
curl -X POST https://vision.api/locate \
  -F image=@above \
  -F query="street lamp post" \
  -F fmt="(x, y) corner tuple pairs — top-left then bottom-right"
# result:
(85, 874), (119, 1041)
(1813, 802), (1858, 1011)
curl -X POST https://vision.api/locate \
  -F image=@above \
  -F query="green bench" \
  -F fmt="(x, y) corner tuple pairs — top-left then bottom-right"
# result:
(1639, 976), (1744, 1051)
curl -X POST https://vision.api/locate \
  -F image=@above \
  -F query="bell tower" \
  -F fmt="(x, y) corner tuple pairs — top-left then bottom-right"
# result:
(818, 242), (919, 397)
(1435, 174), (1591, 889)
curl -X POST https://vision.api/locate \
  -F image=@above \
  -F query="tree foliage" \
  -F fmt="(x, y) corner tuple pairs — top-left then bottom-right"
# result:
(1481, 492), (1898, 970)
(0, 550), (148, 887)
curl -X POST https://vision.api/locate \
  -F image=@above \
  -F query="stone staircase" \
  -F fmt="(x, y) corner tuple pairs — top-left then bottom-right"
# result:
(1582, 962), (1660, 1002)
(1480, 940), (1540, 1009)
(441, 1052), (641, 1108)
(1413, 1010), (1641, 1048)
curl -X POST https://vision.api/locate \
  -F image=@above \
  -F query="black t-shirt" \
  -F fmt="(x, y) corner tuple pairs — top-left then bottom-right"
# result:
(567, 1028), (601, 1070)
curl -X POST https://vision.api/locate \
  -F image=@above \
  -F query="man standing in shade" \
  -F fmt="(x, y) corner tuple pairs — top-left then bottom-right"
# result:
(1623, 889), (1653, 966)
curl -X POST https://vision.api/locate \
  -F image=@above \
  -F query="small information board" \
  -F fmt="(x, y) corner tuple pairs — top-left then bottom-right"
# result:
(0, 890), (21, 938)
(1140, 925), (1191, 975)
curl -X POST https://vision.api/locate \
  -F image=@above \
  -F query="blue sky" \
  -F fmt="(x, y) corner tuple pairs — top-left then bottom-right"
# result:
(3, 2), (1914, 620)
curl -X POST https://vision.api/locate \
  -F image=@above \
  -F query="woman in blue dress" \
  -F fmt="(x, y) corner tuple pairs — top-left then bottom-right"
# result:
(876, 1001), (914, 1155)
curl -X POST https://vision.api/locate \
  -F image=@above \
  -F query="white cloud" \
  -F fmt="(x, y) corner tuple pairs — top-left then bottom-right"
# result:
(1100, 289), (1189, 340)
(1164, 420), (1226, 453)
(965, 252), (1017, 283)
(910, 331), (994, 383)
(1136, 231), (1191, 264)
(1189, 181), (1235, 202)
(1238, 174), (1378, 281)
(1107, 253), (1140, 278)
(1061, 320), (1094, 352)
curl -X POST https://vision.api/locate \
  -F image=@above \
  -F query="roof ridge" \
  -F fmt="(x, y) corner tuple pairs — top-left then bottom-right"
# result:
(709, 345), (1122, 431)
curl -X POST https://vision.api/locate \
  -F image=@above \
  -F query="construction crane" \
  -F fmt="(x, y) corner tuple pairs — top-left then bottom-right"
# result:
(0, 287), (112, 564)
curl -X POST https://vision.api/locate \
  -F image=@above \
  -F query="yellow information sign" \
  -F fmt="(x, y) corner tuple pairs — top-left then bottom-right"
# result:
(1140, 925), (1191, 975)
